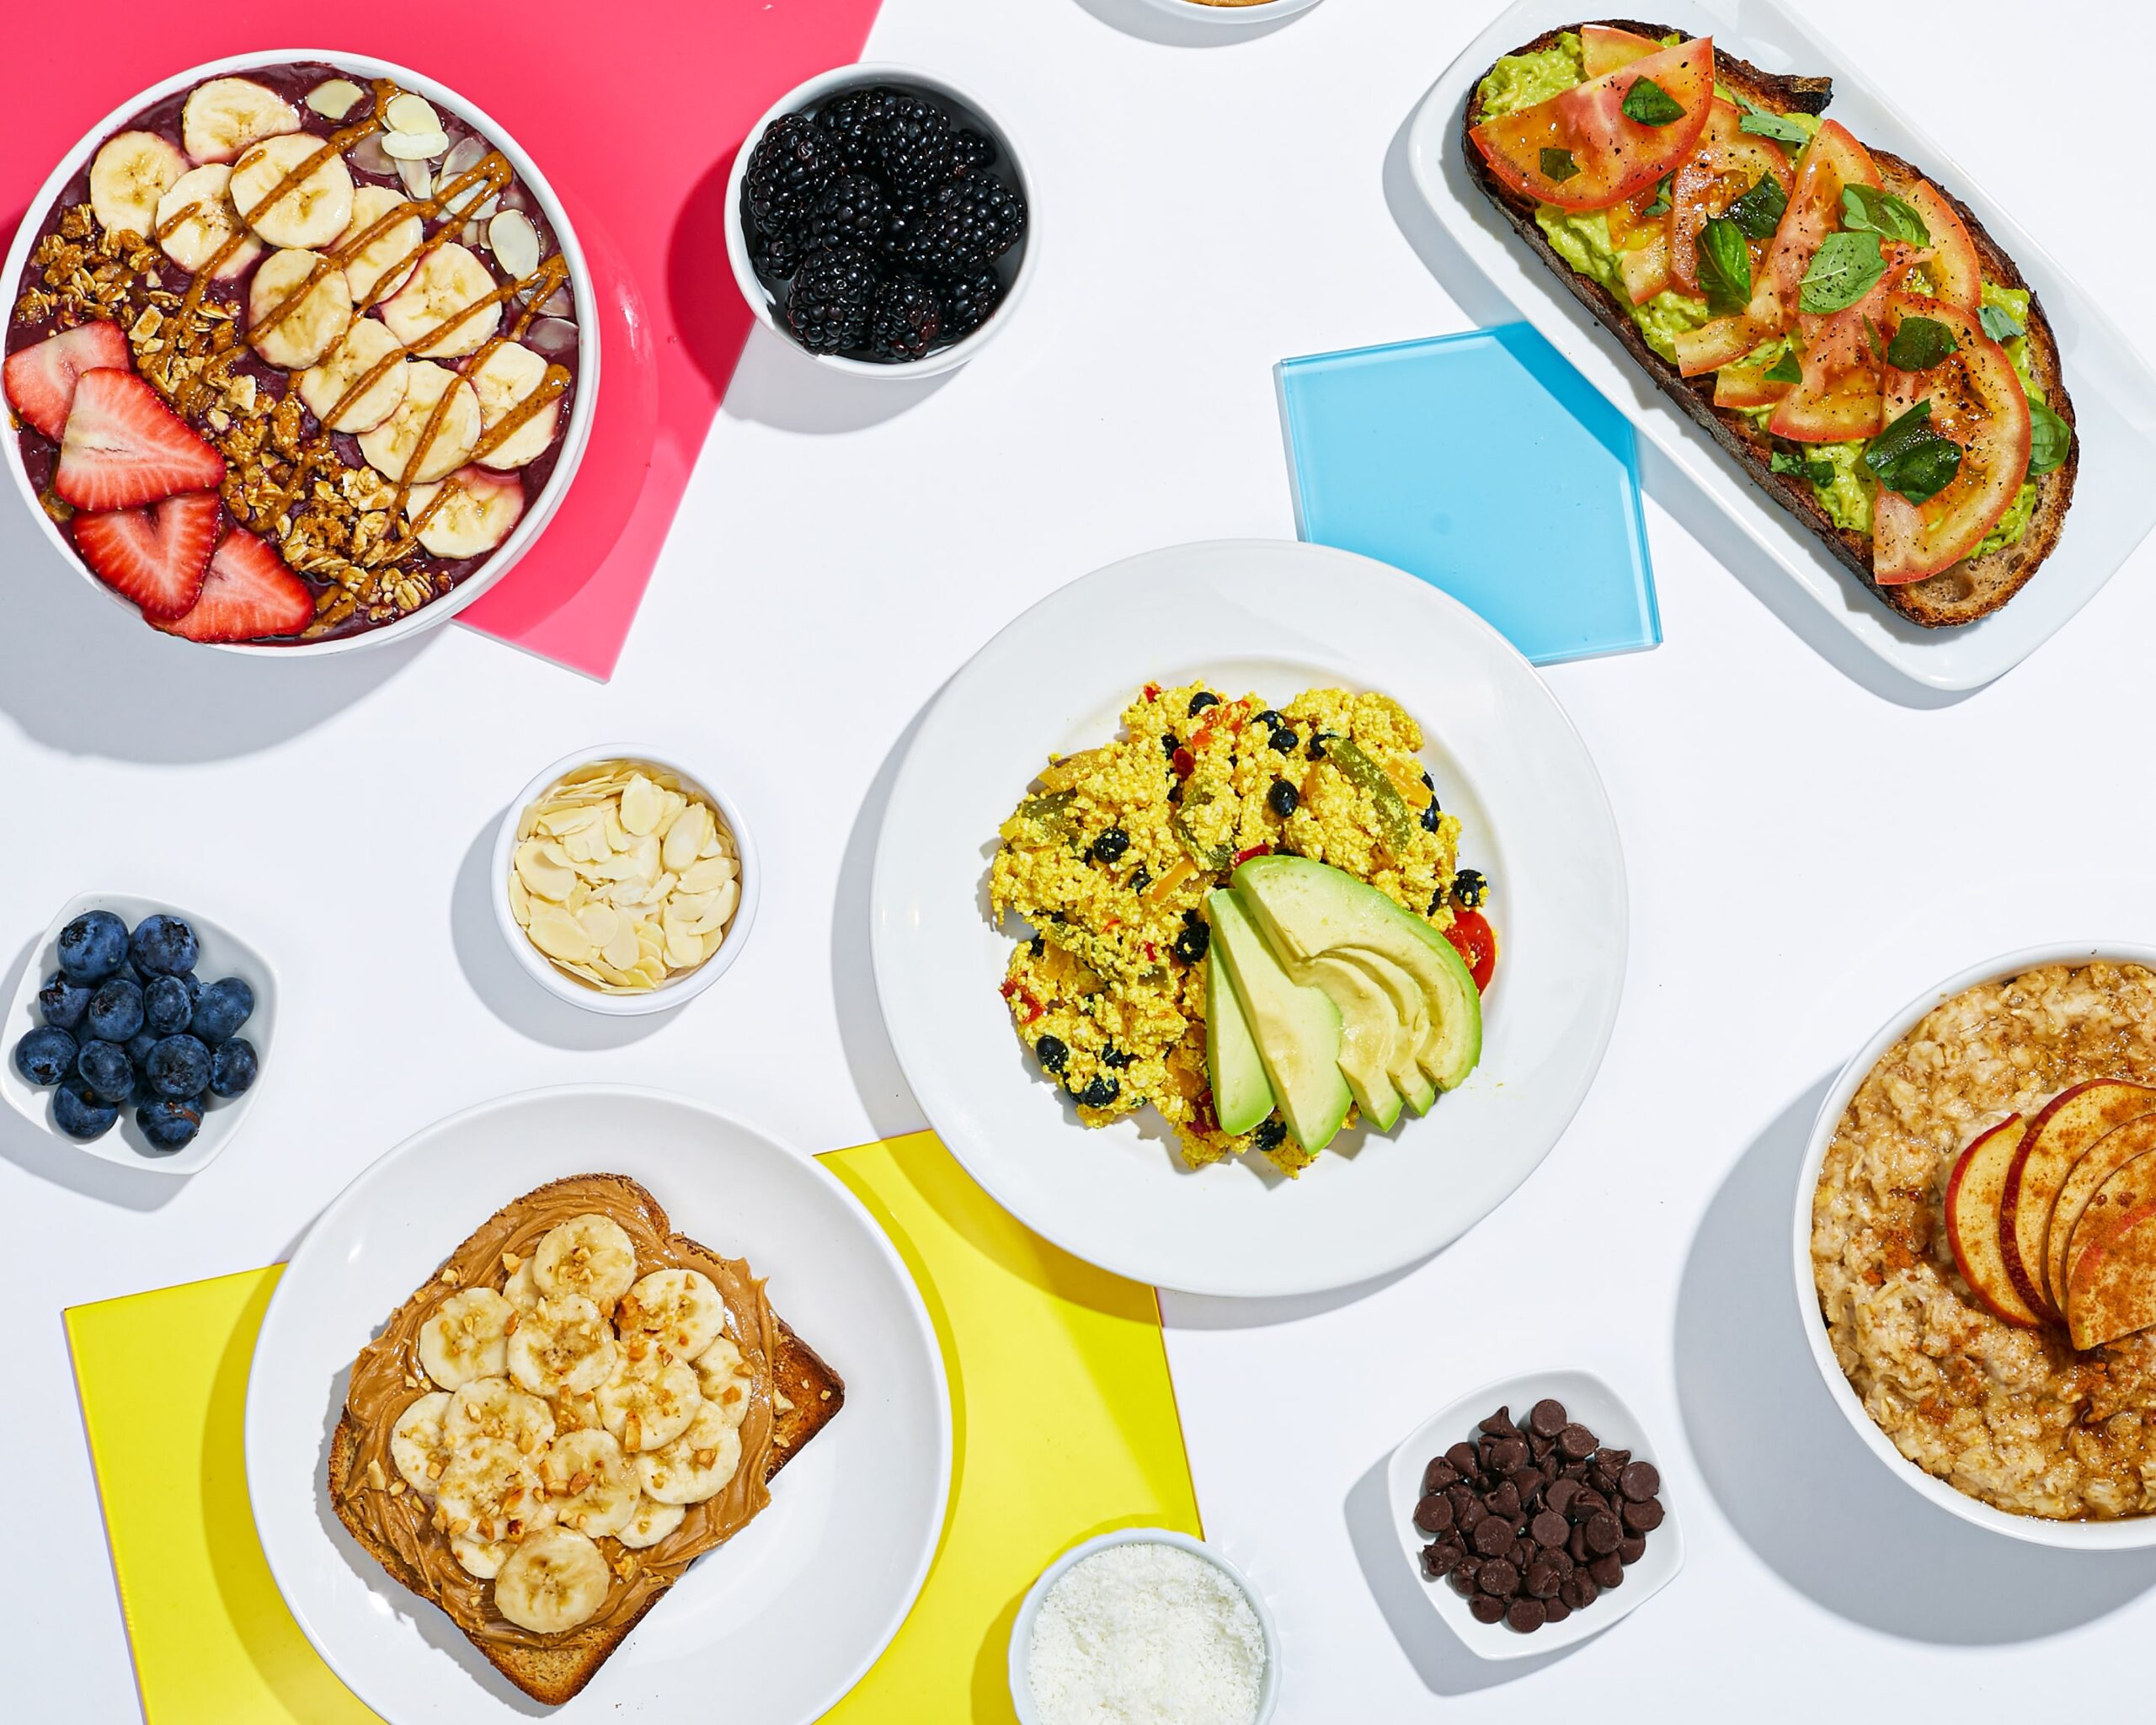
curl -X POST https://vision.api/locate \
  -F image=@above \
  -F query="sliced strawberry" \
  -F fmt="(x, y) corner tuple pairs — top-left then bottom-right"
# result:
(157, 529), (315, 643)
(3, 322), (131, 443)
(54, 369), (225, 512)
(72, 491), (221, 621)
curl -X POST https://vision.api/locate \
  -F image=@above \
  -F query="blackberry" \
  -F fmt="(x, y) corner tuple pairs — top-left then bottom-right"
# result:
(901, 176), (1026, 275)
(950, 127), (995, 176)
(742, 112), (837, 237)
(937, 267), (1003, 339)
(878, 93), (958, 195)
(817, 85), (903, 172)
(785, 244), (881, 353)
(749, 223), (806, 283)
(867, 275), (942, 361)
(806, 173), (891, 251)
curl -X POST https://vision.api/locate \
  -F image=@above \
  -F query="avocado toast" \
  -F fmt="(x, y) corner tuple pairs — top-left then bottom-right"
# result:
(1463, 22), (2077, 628)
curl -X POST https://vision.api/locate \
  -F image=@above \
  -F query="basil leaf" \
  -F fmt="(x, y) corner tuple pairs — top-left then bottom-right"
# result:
(1838, 185), (1930, 247)
(1797, 231), (1886, 314)
(1978, 302), (2025, 343)
(1862, 316), (1887, 361)
(1885, 314), (1957, 372)
(1771, 446), (1836, 487)
(1725, 173), (1788, 240)
(1764, 349), (1804, 384)
(2028, 399), (2073, 475)
(1621, 77), (1687, 126)
(1697, 216), (1752, 317)
(1540, 147), (1579, 184)
(1864, 401), (1962, 505)
(1642, 174), (1673, 218)
(1736, 101), (1811, 147)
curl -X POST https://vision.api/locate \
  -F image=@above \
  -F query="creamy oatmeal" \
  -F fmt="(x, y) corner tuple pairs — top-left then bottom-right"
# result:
(1812, 962), (2156, 1519)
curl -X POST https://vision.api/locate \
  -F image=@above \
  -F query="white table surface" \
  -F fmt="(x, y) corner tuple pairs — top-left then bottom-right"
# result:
(8, 0), (2156, 1717)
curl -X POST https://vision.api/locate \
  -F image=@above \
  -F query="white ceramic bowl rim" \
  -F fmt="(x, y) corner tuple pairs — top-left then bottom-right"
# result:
(723, 61), (1035, 379)
(488, 743), (760, 1017)
(1792, 939), (2156, 1549)
(0, 48), (600, 657)
(1006, 1527), (1281, 1725)
(1133, 0), (1327, 19)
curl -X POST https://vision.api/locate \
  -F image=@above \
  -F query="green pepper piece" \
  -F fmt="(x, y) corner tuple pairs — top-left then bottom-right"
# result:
(1003, 789), (1075, 845)
(1172, 800), (1235, 872)
(1324, 738), (1415, 853)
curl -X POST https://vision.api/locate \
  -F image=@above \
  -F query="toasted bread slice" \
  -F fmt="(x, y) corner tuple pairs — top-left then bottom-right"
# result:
(326, 1173), (843, 1706)
(1462, 21), (2079, 628)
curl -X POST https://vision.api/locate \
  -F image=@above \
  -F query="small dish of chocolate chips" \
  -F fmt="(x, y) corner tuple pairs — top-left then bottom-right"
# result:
(1383, 1369), (1684, 1659)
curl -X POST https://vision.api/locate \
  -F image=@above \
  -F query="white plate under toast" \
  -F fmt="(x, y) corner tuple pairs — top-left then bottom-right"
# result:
(1407, 0), (2156, 692)
(245, 1087), (950, 1722)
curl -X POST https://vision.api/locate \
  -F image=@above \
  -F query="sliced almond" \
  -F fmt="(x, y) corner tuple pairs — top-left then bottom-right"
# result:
(307, 79), (367, 121)
(490, 209), (541, 280)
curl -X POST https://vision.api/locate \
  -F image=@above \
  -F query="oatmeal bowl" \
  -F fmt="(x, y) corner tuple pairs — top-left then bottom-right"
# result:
(1796, 943), (2156, 1547)
(2, 51), (596, 653)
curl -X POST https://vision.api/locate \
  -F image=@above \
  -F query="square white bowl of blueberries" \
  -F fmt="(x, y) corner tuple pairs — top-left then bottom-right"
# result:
(4, 895), (273, 1172)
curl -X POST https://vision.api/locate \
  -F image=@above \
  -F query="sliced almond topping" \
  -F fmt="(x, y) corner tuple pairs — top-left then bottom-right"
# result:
(440, 1265), (461, 1286)
(500, 1248), (523, 1272)
(366, 1458), (387, 1490)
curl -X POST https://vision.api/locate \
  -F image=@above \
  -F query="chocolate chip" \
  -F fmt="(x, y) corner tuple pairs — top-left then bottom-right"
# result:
(1447, 1561), (1479, 1596)
(1473, 1516), (1513, 1557)
(1445, 1442), (1478, 1475)
(1618, 1535), (1646, 1566)
(1569, 1525), (1591, 1564)
(1530, 1510), (1568, 1547)
(1423, 1458), (1460, 1493)
(1524, 1560), (1560, 1599)
(1556, 1423), (1597, 1461)
(1478, 1559), (1519, 1598)
(1589, 1553), (1625, 1589)
(1619, 1461), (1661, 1503)
(1479, 1405), (1519, 1438)
(1568, 1488), (1609, 1524)
(1413, 1494), (1455, 1535)
(1512, 1466), (1545, 1503)
(1544, 1478), (1578, 1517)
(1529, 1433), (1556, 1463)
(1584, 1512), (1623, 1556)
(1528, 1398), (1567, 1438)
(1543, 1547), (1574, 1577)
(1560, 1573), (1598, 1610)
(1596, 1448), (1631, 1471)
(1622, 1497), (1664, 1533)
(1446, 1484), (1477, 1514)
(1459, 1498), (1488, 1531)
(1506, 1598), (1547, 1633)
(1490, 1437), (1529, 1474)
(1512, 1538), (1536, 1570)
(1543, 1595), (1572, 1624)
(1420, 1541), (1458, 1578)
(1469, 1594), (1507, 1623)
(1484, 1481), (1521, 1519)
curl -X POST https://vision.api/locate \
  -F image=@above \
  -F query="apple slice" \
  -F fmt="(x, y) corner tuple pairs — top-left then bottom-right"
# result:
(2050, 1116), (2156, 1315)
(1944, 1115), (2044, 1327)
(2063, 1153), (2156, 1350)
(2000, 1081), (2156, 1322)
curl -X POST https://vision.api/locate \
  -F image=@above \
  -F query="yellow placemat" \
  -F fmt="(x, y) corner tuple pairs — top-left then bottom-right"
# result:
(65, 1130), (1200, 1723)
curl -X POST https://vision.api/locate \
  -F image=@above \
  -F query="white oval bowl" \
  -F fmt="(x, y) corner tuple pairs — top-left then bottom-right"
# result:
(723, 63), (1034, 379)
(1793, 940), (2156, 1548)
(1133, 0), (1326, 20)
(491, 743), (760, 1017)
(0, 50), (600, 656)
(1007, 1527), (1280, 1725)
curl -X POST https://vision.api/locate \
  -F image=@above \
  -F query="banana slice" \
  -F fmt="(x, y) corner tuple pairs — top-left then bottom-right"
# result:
(390, 1390), (454, 1495)
(506, 1293), (618, 1398)
(156, 166), (262, 280)
(451, 1535), (510, 1578)
(551, 1388), (604, 1434)
(336, 186), (424, 305)
(183, 77), (300, 165)
(493, 1528), (611, 1635)
(503, 1254), (542, 1311)
(693, 1335), (755, 1429)
(540, 1429), (639, 1539)
(296, 318), (408, 434)
(416, 1286), (515, 1390)
(619, 1268), (727, 1363)
(443, 1375), (556, 1456)
(248, 249), (352, 370)
(380, 242), (501, 358)
(595, 1350), (700, 1453)
(613, 1495), (686, 1550)
(435, 1436), (557, 1545)
(231, 132), (355, 249)
(357, 360), (479, 483)
(89, 131), (186, 241)
(635, 1400), (743, 1506)
(467, 340), (561, 471)
(403, 466), (524, 557)
(531, 1213), (638, 1311)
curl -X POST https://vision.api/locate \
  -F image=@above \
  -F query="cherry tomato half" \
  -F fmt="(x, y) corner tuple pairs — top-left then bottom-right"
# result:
(1445, 909), (1497, 993)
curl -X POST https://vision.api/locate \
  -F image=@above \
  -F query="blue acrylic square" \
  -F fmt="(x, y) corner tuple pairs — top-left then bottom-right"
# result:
(1276, 326), (1658, 665)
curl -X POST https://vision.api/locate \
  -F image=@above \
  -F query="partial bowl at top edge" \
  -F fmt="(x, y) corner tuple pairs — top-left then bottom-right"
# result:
(1133, 0), (1327, 20)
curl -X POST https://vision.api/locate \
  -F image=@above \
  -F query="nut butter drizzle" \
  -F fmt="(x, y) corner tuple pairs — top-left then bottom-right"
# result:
(341, 1177), (782, 1650)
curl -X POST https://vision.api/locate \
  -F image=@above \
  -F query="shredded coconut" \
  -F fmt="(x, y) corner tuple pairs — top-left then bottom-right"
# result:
(1026, 1541), (1266, 1725)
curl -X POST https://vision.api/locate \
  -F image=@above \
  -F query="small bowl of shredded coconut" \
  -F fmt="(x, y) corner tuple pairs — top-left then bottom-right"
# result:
(1010, 1528), (1279, 1725)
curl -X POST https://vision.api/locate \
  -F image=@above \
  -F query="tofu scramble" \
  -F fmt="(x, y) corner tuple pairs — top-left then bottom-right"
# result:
(990, 681), (1487, 1174)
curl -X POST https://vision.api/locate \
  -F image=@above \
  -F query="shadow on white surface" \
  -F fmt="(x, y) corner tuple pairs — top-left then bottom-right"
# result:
(447, 817), (667, 1049)
(1677, 1078), (2156, 1641)
(1164, 1258), (1419, 1331)
(1068, 0), (1303, 47)
(1378, 98), (1972, 712)
(721, 325), (957, 435)
(835, 711), (929, 1141)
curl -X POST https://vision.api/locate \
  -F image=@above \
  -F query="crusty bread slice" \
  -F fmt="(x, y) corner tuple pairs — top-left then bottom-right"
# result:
(325, 1174), (844, 1707)
(1462, 21), (2079, 628)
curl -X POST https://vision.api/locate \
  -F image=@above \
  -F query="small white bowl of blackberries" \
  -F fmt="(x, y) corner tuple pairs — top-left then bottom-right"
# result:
(3, 895), (275, 1172)
(726, 66), (1033, 375)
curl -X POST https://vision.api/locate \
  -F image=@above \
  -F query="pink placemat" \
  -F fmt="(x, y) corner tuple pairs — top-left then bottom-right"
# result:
(2, 2), (884, 679)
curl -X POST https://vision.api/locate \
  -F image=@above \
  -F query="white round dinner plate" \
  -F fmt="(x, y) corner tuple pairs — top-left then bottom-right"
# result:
(244, 1087), (950, 1722)
(872, 540), (1627, 1296)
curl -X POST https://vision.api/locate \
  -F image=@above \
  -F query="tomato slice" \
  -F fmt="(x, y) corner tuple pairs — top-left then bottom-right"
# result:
(1618, 227), (1672, 304)
(1756, 122), (1881, 320)
(1668, 99), (1794, 293)
(1870, 292), (2032, 583)
(1581, 23), (1662, 77)
(1769, 307), (1885, 441)
(1444, 909), (1497, 994)
(1900, 180), (1982, 311)
(1713, 361), (1791, 409)
(1470, 37), (1716, 213)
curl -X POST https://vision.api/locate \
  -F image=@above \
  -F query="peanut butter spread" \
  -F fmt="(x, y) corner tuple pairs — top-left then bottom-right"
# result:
(338, 1175), (782, 1649)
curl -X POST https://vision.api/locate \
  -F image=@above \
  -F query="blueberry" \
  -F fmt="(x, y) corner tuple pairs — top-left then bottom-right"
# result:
(1251, 1117), (1287, 1151)
(1034, 1033), (1069, 1074)
(86, 976), (145, 1043)
(37, 972), (90, 1030)
(1090, 828), (1131, 865)
(1101, 1046), (1136, 1069)
(1452, 868), (1488, 909)
(125, 1030), (158, 1068)
(1161, 734), (1180, 759)
(137, 1097), (203, 1153)
(209, 1037), (258, 1098)
(1075, 1075), (1120, 1108)
(147, 1034), (212, 1099)
(57, 911), (129, 984)
(131, 913), (200, 977)
(1267, 778), (1299, 819)
(1267, 728), (1298, 754)
(13, 1025), (77, 1087)
(143, 973), (197, 1036)
(53, 1076), (119, 1140)
(189, 976), (253, 1044)
(76, 1039), (135, 1103)
(1187, 691), (1220, 717)
(1308, 732), (1335, 760)
(1422, 799), (1441, 833)
(1171, 916), (1209, 965)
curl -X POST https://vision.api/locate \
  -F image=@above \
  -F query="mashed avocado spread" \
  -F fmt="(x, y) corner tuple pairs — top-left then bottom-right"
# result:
(1477, 40), (2038, 556)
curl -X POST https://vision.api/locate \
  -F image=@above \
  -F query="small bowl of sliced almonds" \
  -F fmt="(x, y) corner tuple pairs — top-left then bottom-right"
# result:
(492, 745), (758, 1014)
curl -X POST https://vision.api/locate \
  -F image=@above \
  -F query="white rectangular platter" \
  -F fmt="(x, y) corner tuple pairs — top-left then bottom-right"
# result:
(1407, 0), (2156, 691)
